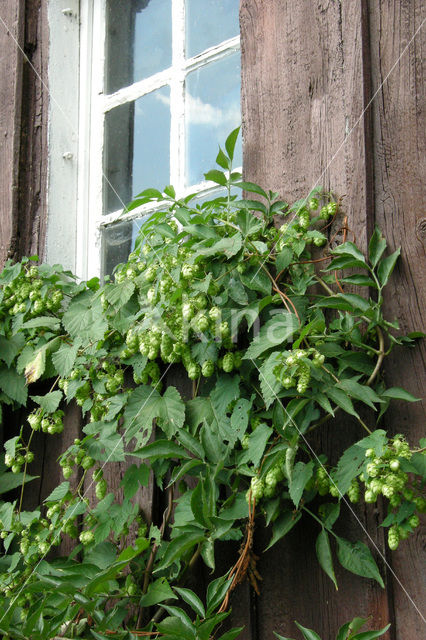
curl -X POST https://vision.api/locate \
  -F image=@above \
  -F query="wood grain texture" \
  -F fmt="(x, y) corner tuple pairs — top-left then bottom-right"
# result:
(15, 0), (49, 261)
(0, 1), (24, 268)
(239, 0), (405, 636)
(369, 1), (426, 638)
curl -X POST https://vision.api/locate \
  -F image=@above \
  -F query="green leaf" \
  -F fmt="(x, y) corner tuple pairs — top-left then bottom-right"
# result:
(211, 375), (240, 416)
(259, 351), (282, 408)
(0, 334), (25, 367)
(0, 471), (38, 494)
(216, 147), (230, 169)
(265, 511), (302, 551)
(234, 181), (268, 200)
(351, 625), (391, 640)
(0, 366), (28, 405)
(244, 423), (273, 468)
(204, 169), (227, 186)
(380, 387), (420, 402)
(315, 294), (371, 313)
(139, 578), (177, 608)
(240, 266), (272, 295)
(197, 234), (243, 258)
(244, 313), (299, 359)
(274, 634), (295, 640)
(191, 341), (218, 365)
(24, 348), (46, 384)
(289, 461), (315, 508)
(325, 256), (369, 271)
(217, 629), (246, 640)
(294, 621), (322, 640)
(30, 390), (63, 414)
(20, 316), (61, 330)
(120, 463), (149, 499)
(103, 280), (135, 308)
(276, 247), (293, 273)
(225, 126), (240, 161)
(174, 587), (205, 618)
(63, 298), (107, 342)
(51, 342), (80, 377)
(331, 242), (367, 264)
(336, 380), (382, 410)
(228, 278), (249, 305)
(326, 387), (359, 418)
(377, 248), (400, 287)
(368, 226), (387, 267)
(336, 537), (384, 587)
(236, 209), (263, 236)
(230, 397), (252, 440)
(155, 531), (205, 571)
(340, 274), (377, 288)
(133, 440), (190, 461)
(123, 385), (185, 443)
(316, 529), (338, 589)
(44, 481), (70, 503)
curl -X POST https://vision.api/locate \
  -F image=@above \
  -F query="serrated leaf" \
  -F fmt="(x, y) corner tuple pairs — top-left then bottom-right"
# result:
(336, 537), (384, 587)
(244, 423), (273, 468)
(0, 365), (27, 405)
(276, 247), (293, 273)
(103, 280), (135, 308)
(120, 463), (150, 499)
(244, 313), (299, 359)
(0, 334), (25, 367)
(123, 385), (185, 443)
(197, 234), (243, 259)
(265, 511), (302, 550)
(326, 387), (359, 418)
(30, 390), (63, 414)
(62, 298), (107, 342)
(44, 482), (70, 503)
(240, 265), (272, 295)
(211, 375), (240, 416)
(259, 351), (282, 408)
(191, 341), (218, 365)
(0, 471), (38, 494)
(20, 316), (61, 330)
(216, 146), (230, 169)
(133, 439), (190, 461)
(236, 209), (263, 236)
(336, 380), (382, 410)
(228, 278), (249, 305)
(234, 181), (268, 200)
(230, 397), (252, 440)
(377, 248), (400, 287)
(289, 461), (315, 508)
(316, 529), (338, 589)
(51, 342), (80, 377)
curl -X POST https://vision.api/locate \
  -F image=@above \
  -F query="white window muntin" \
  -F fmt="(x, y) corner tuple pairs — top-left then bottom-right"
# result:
(79, 0), (241, 279)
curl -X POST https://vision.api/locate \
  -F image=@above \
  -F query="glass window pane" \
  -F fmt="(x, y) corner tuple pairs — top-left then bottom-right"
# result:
(102, 221), (133, 276)
(103, 86), (170, 214)
(105, 0), (172, 94)
(186, 0), (239, 58)
(186, 53), (241, 186)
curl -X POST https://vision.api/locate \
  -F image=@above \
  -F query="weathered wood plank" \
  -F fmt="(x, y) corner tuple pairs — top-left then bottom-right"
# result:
(16, 0), (49, 261)
(369, 2), (426, 638)
(240, 0), (392, 636)
(0, 2), (24, 268)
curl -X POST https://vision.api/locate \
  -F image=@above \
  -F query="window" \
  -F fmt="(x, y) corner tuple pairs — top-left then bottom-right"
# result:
(46, 1), (241, 280)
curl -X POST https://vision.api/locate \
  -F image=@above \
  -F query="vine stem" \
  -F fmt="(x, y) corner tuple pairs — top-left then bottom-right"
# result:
(260, 263), (301, 322)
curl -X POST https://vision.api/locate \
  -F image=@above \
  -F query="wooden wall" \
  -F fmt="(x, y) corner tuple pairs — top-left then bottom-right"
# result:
(0, 0), (424, 638)
(0, 0), (48, 268)
(239, 1), (425, 638)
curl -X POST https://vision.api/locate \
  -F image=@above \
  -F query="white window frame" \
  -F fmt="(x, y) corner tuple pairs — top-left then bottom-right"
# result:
(47, 0), (241, 280)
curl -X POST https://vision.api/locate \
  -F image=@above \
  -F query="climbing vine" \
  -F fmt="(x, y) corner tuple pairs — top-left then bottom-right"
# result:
(0, 129), (424, 639)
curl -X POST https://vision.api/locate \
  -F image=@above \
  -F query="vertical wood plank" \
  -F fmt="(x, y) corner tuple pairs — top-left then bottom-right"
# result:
(16, 0), (49, 261)
(240, 0), (392, 636)
(0, 1), (24, 268)
(369, 2), (426, 638)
